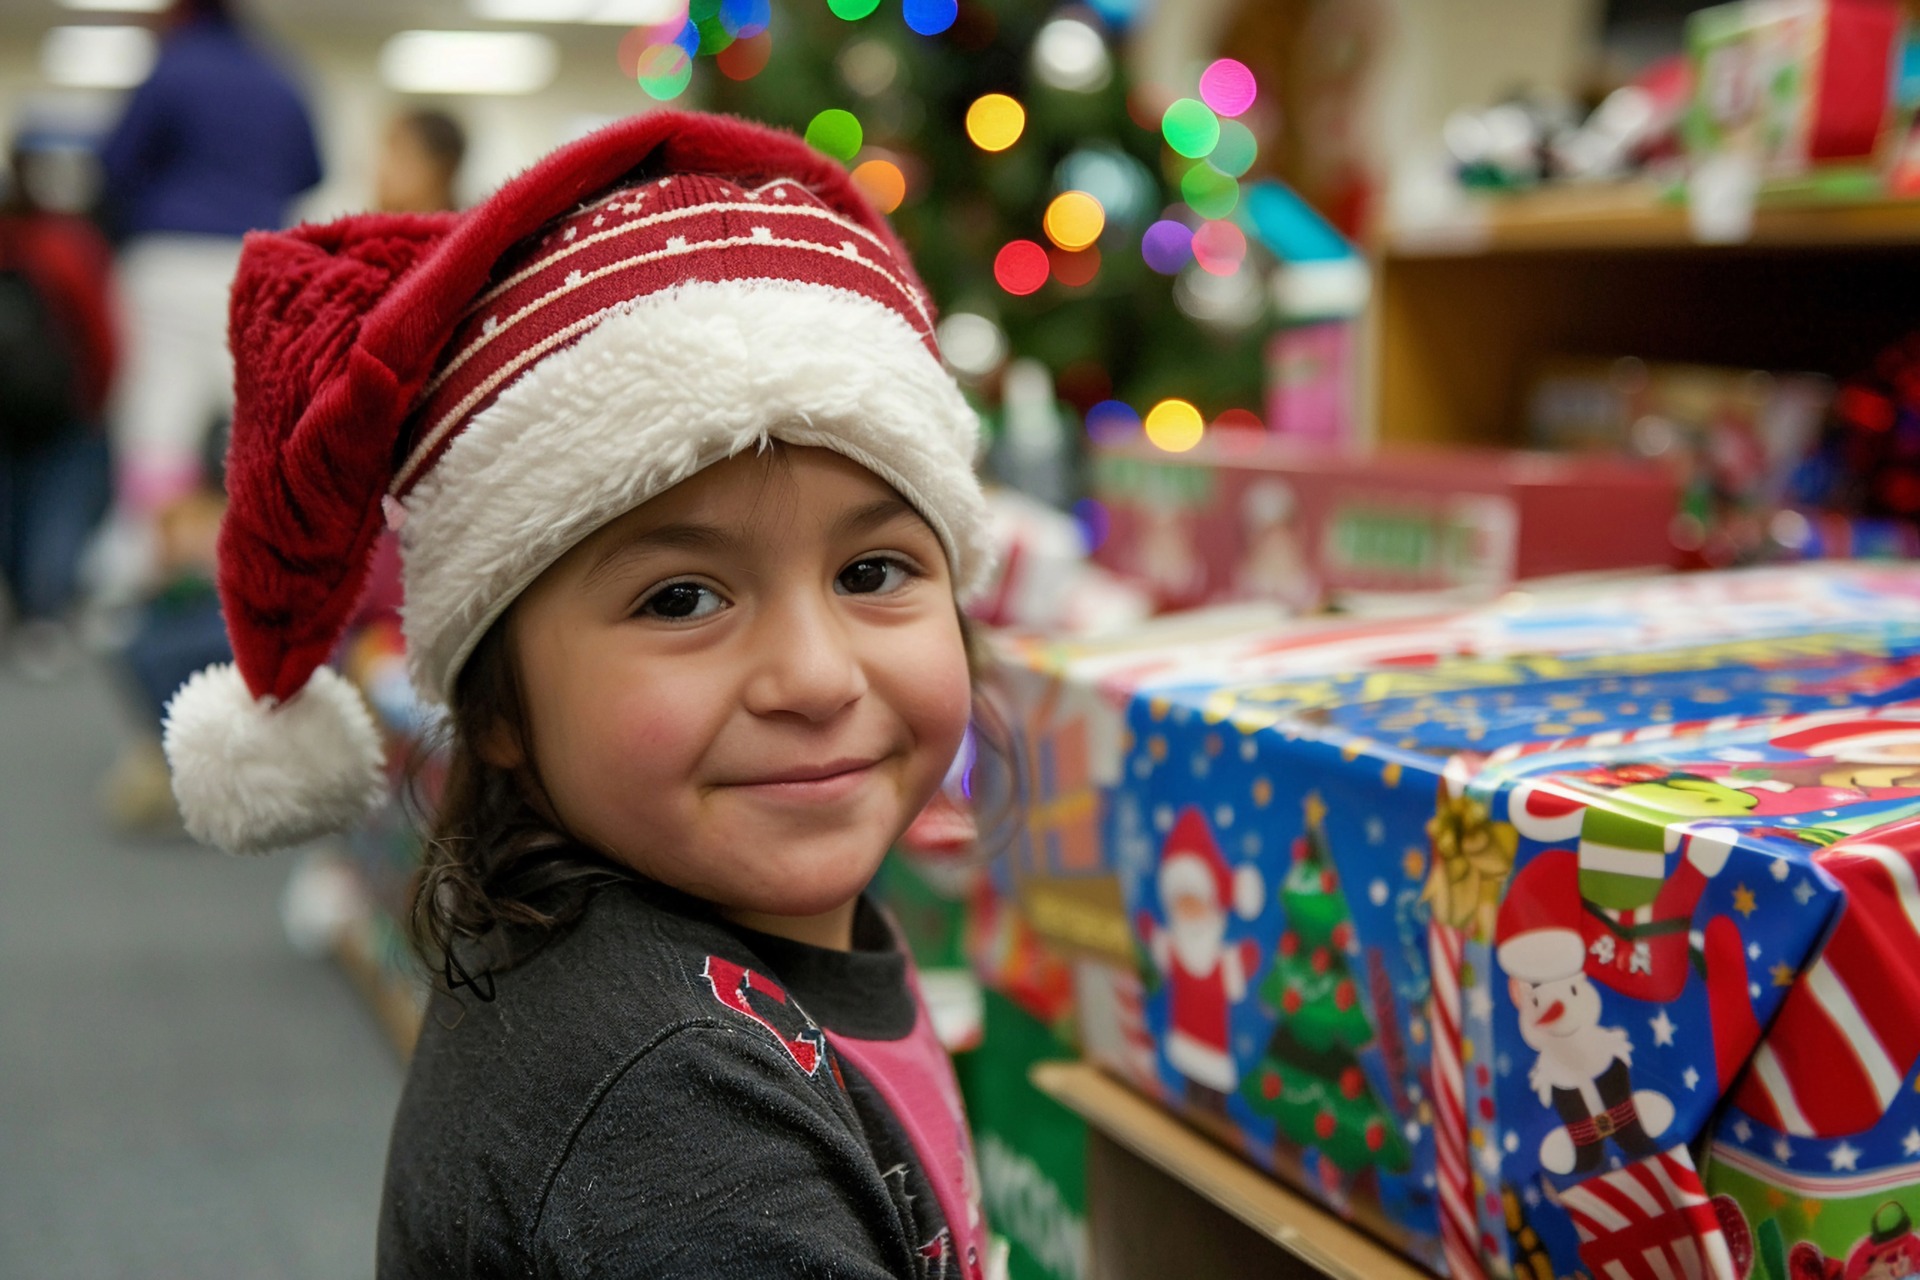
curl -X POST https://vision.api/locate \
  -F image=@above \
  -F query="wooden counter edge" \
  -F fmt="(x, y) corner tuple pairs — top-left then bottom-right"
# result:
(1030, 1060), (1433, 1280)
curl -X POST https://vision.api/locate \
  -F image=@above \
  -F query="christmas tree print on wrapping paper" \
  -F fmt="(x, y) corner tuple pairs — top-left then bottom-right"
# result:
(1242, 794), (1412, 1177)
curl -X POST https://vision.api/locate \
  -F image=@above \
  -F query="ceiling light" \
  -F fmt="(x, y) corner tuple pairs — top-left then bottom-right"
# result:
(379, 30), (559, 96)
(56, 0), (169, 10)
(40, 26), (157, 90)
(468, 0), (685, 24)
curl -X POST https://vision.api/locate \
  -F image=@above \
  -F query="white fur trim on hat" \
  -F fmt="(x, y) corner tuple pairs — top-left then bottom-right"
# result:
(399, 279), (992, 704)
(162, 663), (387, 854)
(1497, 927), (1586, 985)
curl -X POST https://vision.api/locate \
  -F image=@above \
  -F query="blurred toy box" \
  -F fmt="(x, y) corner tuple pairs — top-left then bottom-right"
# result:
(991, 565), (1920, 1279)
(1687, 0), (1903, 177)
(1527, 356), (1832, 567)
(1086, 437), (1678, 613)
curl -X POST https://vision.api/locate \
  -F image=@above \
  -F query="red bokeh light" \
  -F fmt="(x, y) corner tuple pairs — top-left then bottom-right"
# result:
(993, 240), (1050, 296)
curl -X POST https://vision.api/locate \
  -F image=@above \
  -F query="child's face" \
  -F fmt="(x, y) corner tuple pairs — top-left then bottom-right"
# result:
(504, 445), (972, 927)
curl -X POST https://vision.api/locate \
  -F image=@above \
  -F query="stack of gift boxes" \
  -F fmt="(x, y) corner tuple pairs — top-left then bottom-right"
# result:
(989, 564), (1920, 1280)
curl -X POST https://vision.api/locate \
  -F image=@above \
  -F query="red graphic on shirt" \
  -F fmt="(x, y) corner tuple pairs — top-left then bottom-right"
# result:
(701, 955), (826, 1077)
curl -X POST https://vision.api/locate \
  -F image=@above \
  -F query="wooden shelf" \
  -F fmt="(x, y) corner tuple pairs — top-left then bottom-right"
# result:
(1031, 1060), (1432, 1280)
(1387, 185), (1920, 257)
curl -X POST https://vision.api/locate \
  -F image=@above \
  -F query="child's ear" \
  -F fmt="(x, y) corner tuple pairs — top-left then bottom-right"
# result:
(477, 719), (526, 771)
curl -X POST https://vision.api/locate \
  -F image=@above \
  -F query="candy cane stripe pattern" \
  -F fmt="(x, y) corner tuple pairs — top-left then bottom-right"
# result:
(1559, 1149), (1734, 1280)
(1430, 919), (1485, 1279)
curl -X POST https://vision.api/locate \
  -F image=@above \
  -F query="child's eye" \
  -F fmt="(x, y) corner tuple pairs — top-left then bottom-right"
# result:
(836, 556), (915, 596)
(636, 580), (726, 621)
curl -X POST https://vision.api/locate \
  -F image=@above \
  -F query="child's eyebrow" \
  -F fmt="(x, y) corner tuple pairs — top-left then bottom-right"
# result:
(581, 521), (739, 589)
(832, 496), (923, 539)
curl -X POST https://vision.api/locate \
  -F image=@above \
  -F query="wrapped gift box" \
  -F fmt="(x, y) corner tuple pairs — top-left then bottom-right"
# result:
(1087, 437), (1679, 613)
(990, 565), (1920, 1278)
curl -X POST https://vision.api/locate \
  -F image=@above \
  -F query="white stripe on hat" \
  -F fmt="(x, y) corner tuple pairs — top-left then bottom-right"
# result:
(463, 186), (905, 320)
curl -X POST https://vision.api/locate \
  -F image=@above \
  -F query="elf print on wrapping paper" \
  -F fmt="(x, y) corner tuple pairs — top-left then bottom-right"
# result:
(1508, 777), (1762, 1093)
(1496, 851), (1674, 1177)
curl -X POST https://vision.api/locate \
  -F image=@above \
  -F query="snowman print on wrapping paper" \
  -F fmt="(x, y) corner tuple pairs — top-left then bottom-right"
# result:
(1498, 852), (1674, 1178)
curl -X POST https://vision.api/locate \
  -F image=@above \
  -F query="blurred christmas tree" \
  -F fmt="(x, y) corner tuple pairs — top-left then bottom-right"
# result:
(627, 0), (1279, 495)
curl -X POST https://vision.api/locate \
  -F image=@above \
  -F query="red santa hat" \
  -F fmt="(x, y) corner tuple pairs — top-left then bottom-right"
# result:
(162, 111), (991, 854)
(1771, 713), (1920, 760)
(1494, 851), (1587, 984)
(1158, 807), (1265, 921)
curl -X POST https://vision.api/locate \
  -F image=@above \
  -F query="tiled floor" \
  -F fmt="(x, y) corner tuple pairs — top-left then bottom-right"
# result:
(0, 657), (402, 1279)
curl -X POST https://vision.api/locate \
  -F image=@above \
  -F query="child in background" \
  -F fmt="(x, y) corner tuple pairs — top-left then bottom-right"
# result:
(161, 113), (1001, 1277)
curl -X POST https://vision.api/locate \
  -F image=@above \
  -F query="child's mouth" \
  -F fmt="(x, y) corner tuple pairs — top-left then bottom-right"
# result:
(724, 758), (881, 803)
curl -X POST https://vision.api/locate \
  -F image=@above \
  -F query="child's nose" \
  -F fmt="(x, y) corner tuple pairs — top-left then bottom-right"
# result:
(741, 590), (869, 721)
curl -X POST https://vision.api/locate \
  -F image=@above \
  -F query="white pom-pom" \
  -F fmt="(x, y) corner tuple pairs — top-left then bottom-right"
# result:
(162, 663), (386, 854)
(1233, 863), (1266, 921)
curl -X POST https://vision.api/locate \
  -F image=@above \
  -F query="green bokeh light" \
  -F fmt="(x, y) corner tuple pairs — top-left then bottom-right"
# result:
(695, 14), (734, 54)
(1179, 162), (1239, 220)
(828, 0), (882, 18)
(637, 44), (692, 101)
(805, 108), (865, 163)
(1211, 120), (1258, 178)
(1161, 98), (1221, 160)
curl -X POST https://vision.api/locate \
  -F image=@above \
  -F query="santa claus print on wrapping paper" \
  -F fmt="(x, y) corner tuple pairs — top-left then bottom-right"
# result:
(1509, 775), (1761, 1093)
(1137, 805), (1264, 1112)
(1497, 852), (1674, 1178)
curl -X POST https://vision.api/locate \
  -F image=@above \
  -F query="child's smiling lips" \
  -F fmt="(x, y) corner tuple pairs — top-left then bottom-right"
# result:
(719, 757), (884, 802)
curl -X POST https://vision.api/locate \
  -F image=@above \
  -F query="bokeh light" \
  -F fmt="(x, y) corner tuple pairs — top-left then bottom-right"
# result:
(936, 312), (1007, 379)
(1085, 399), (1141, 440)
(993, 240), (1050, 295)
(1199, 58), (1258, 117)
(965, 93), (1025, 152)
(838, 38), (898, 95)
(1048, 244), (1101, 287)
(1213, 407), (1264, 432)
(903, 0), (958, 36)
(1161, 98), (1220, 159)
(851, 158), (907, 213)
(1179, 162), (1238, 219)
(804, 109), (864, 162)
(717, 0), (769, 37)
(1055, 146), (1154, 226)
(1032, 16), (1110, 92)
(636, 43), (692, 100)
(1072, 497), (1111, 552)
(1043, 190), (1105, 251)
(828, 0), (881, 18)
(1140, 219), (1193, 275)
(669, 17), (700, 57)
(1211, 119), (1258, 177)
(714, 28), (770, 79)
(694, 15), (733, 55)
(1191, 220), (1246, 276)
(1145, 398), (1205, 452)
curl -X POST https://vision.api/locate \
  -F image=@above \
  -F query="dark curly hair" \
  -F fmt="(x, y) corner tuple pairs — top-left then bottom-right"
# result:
(405, 593), (1018, 996)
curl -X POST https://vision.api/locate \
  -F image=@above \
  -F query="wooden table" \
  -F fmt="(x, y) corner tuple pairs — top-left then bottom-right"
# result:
(1031, 1061), (1434, 1280)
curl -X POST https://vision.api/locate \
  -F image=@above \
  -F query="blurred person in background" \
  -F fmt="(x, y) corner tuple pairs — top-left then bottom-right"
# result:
(0, 140), (117, 679)
(92, 0), (322, 607)
(90, 0), (321, 830)
(375, 108), (466, 216)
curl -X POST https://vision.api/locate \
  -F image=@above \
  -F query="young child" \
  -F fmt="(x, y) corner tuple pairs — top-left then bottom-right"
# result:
(161, 112), (999, 1278)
